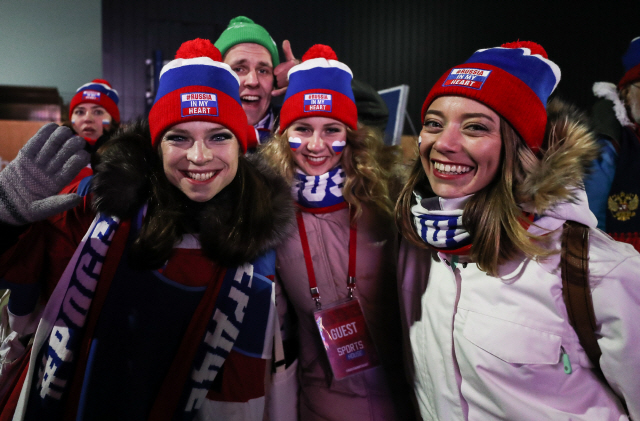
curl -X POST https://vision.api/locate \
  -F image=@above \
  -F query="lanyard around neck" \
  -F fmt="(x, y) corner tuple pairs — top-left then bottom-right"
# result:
(295, 206), (357, 310)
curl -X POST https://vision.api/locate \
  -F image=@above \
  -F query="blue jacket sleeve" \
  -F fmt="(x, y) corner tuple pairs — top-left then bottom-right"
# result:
(584, 138), (617, 231)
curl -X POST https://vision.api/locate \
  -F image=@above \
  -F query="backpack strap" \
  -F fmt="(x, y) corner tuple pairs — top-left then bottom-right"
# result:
(561, 221), (601, 368)
(561, 221), (629, 413)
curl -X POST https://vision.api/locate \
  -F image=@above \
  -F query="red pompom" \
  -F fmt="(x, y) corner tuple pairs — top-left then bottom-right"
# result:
(302, 44), (338, 62)
(92, 78), (112, 87)
(175, 38), (222, 61)
(501, 41), (548, 58)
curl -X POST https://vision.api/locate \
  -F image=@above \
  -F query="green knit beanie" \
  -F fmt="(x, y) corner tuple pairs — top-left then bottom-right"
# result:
(215, 16), (280, 67)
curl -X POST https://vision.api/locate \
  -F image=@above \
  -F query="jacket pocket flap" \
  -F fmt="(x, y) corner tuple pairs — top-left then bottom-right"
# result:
(462, 311), (561, 364)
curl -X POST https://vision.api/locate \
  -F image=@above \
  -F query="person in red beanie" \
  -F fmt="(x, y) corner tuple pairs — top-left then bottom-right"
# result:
(61, 79), (121, 190)
(395, 41), (640, 419)
(0, 38), (293, 421)
(261, 44), (414, 421)
(68, 79), (120, 144)
(585, 36), (640, 252)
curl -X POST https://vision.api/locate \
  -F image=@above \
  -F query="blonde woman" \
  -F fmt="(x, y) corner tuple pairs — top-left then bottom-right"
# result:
(261, 45), (414, 421)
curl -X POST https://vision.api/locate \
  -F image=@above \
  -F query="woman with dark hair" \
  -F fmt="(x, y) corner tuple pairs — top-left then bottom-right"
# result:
(261, 45), (413, 421)
(0, 38), (293, 421)
(395, 41), (640, 420)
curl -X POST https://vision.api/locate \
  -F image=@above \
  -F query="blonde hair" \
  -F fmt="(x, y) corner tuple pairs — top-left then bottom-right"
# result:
(260, 123), (397, 219)
(395, 119), (552, 276)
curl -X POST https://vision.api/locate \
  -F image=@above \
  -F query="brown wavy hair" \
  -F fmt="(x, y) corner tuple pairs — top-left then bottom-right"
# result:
(260, 123), (399, 219)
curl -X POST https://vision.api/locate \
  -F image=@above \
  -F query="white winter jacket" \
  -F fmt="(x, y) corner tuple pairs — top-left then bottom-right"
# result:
(398, 191), (640, 420)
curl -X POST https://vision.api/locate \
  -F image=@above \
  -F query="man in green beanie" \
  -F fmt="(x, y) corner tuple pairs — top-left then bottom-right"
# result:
(215, 16), (298, 143)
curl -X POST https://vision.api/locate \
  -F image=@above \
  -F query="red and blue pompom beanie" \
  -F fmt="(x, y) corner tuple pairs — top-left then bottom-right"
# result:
(148, 38), (256, 152)
(619, 36), (640, 89)
(279, 44), (357, 133)
(421, 41), (561, 152)
(69, 79), (120, 124)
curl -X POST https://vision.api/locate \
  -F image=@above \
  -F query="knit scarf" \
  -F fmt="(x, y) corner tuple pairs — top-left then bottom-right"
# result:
(28, 213), (121, 419)
(254, 107), (274, 144)
(18, 212), (267, 421)
(411, 193), (472, 253)
(292, 165), (346, 210)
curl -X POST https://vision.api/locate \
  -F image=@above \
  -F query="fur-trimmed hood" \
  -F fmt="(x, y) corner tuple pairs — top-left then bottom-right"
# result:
(518, 98), (601, 216)
(91, 121), (295, 267)
(593, 81), (632, 127)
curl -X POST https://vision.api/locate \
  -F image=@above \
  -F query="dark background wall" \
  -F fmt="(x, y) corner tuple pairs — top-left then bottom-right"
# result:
(103, 0), (640, 132)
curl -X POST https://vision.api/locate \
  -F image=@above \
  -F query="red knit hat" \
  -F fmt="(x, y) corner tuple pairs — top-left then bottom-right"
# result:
(279, 44), (357, 134)
(421, 41), (561, 153)
(619, 36), (640, 89)
(69, 79), (120, 123)
(148, 38), (253, 152)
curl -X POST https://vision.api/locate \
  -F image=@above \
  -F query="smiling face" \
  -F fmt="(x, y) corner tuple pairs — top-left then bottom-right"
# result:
(287, 116), (346, 176)
(420, 96), (502, 198)
(71, 103), (112, 141)
(224, 43), (274, 126)
(160, 120), (239, 202)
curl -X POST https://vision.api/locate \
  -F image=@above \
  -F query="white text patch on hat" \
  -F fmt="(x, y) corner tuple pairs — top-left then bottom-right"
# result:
(304, 93), (332, 112)
(181, 93), (218, 117)
(82, 90), (101, 101)
(443, 68), (491, 90)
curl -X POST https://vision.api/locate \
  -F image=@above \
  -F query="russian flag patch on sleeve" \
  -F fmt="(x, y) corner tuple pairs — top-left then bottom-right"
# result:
(181, 92), (219, 117)
(304, 93), (332, 112)
(443, 68), (491, 90)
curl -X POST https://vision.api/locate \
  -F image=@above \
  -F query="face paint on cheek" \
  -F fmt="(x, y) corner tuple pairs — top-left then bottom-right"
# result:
(289, 136), (302, 150)
(102, 120), (111, 126)
(331, 140), (346, 154)
(71, 119), (76, 125)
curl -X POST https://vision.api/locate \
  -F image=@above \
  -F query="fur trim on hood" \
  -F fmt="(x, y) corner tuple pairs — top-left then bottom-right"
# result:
(593, 81), (632, 127)
(91, 120), (295, 267)
(518, 98), (600, 214)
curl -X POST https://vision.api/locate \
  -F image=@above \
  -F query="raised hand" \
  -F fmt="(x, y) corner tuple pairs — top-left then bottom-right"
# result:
(272, 40), (300, 97)
(0, 123), (90, 225)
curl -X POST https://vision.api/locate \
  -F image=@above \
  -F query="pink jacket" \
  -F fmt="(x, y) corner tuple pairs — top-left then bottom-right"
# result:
(398, 192), (640, 420)
(276, 205), (415, 421)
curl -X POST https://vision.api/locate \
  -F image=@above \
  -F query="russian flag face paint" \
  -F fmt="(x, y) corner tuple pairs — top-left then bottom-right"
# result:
(288, 116), (345, 177)
(331, 140), (346, 154)
(289, 136), (302, 150)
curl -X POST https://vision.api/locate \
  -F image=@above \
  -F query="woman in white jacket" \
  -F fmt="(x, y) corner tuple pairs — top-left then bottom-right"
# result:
(395, 41), (640, 420)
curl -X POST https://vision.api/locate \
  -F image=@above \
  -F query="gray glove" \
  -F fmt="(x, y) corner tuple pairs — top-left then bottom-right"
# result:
(0, 123), (90, 225)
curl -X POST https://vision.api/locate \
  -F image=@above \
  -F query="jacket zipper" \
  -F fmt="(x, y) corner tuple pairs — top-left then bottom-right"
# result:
(560, 346), (572, 374)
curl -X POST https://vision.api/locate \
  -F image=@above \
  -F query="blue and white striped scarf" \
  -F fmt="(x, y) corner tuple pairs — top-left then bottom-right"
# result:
(292, 165), (345, 209)
(411, 194), (471, 250)
(255, 107), (274, 144)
